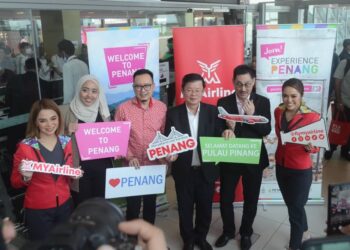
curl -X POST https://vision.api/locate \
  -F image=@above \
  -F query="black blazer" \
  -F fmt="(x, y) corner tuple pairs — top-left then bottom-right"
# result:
(165, 102), (224, 184)
(217, 92), (271, 168)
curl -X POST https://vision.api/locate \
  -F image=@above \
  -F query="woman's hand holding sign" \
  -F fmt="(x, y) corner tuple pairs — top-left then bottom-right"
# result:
(68, 122), (79, 134)
(304, 143), (318, 153)
(129, 158), (140, 169)
(19, 160), (33, 183)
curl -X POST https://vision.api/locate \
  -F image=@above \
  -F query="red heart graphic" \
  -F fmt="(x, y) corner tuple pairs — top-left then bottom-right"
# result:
(109, 178), (120, 188)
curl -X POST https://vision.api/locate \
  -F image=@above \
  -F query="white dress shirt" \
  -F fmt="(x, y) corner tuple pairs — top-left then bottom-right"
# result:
(186, 104), (201, 166)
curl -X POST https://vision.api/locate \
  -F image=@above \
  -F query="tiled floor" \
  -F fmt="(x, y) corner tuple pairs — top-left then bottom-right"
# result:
(156, 148), (350, 250)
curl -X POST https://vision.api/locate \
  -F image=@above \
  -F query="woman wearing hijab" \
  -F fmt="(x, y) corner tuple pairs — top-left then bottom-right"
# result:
(61, 74), (112, 205)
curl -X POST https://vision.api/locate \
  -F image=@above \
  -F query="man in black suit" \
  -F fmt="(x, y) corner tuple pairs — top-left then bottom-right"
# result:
(165, 73), (233, 250)
(215, 65), (271, 250)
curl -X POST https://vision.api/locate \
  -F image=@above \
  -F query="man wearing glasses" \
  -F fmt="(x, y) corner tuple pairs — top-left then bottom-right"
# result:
(215, 65), (271, 250)
(114, 69), (167, 224)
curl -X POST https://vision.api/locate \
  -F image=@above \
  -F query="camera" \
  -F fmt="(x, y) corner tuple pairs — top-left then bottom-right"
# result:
(22, 198), (137, 250)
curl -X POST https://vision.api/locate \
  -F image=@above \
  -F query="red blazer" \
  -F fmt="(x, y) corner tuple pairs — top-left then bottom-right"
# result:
(11, 135), (73, 209)
(275, 104), (320, 170)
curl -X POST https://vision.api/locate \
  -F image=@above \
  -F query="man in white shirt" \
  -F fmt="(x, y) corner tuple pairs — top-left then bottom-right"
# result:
(165, 73), (233, 250)
(57, 39), (89, 104)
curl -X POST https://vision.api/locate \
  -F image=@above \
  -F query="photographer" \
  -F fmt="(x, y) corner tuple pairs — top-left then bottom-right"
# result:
(118, 219), (167, 250)
(21, 198), (167, 250)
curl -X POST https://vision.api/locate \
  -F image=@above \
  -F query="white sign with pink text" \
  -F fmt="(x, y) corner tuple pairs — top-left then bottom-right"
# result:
(147, 127), (197, 160)
(280, 119), (329, 150)
(105, 165), (166, 199)
(75, 121), (131, 160)
(21, 160), (82, 177)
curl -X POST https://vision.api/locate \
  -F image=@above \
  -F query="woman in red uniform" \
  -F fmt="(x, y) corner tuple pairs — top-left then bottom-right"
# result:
(274, 78), (320, 250)
(11, 99), (75, 240)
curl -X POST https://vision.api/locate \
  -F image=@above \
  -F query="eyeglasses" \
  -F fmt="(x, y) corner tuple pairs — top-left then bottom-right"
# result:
(235, 81), (254, 88)
(183, 89), (203, 95)
(133, 84), (152, 91)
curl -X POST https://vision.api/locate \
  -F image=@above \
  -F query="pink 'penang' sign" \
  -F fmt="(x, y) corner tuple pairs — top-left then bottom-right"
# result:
(75, 121), (131, 160)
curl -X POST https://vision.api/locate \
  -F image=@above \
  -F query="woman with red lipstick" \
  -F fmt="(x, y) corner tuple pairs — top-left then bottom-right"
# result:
(11, 99), (74, 240)
(274, 78), (320, 250)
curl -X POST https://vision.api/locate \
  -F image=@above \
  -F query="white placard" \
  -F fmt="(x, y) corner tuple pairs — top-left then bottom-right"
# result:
(280, 118), (329, 150)
(21, 160), (82, 177)
(147, 127), (197, 160)
(105, 165), (166, 199)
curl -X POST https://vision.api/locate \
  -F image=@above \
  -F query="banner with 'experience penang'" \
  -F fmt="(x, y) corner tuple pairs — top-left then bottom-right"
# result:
(256, 24), (336, 202)
(86, 27), (160, 108)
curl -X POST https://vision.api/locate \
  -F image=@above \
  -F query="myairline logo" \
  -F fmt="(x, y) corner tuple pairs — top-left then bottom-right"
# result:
(197, 60), (221, 84)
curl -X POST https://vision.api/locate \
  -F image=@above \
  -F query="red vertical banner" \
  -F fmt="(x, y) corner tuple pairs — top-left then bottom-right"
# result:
(173, 26), (244, 202)
(173, 26), (244, 105)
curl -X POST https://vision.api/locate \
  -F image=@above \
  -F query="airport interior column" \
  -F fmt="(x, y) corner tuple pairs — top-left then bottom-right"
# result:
(40, 10), (64, 57)
(62, 10), (81, 46)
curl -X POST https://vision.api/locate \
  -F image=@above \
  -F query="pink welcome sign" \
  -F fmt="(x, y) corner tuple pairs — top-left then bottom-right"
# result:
(104, 44), (148, 88)
(261, 42), (285, 59)
(75, 121), (131, 160)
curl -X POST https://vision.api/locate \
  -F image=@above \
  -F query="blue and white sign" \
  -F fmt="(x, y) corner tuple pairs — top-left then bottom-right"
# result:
(105, 165), (166, 199)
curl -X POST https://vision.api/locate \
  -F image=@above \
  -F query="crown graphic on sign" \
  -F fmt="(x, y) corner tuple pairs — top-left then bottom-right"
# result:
(149, 127), (189, 148)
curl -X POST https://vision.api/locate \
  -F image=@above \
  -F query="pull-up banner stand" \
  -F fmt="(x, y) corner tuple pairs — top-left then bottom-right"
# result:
(256, 24), (337, 203)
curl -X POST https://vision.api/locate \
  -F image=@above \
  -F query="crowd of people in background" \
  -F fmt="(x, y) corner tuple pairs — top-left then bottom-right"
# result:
(0, 36), (349, 250)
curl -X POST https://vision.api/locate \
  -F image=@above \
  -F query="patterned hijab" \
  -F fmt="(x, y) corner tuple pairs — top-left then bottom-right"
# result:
(70, 74), (110, 122)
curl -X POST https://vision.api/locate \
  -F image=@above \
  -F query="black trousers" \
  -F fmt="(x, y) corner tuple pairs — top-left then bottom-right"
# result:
(126, 194), (157, 224)
(219, 164), (263, 237)
(276, 165), (312, 250)
(329, 105), (350, 154)
(174, 167), (215, 243)
(25, 198), (72, 241)
(73, 159), (109, 206)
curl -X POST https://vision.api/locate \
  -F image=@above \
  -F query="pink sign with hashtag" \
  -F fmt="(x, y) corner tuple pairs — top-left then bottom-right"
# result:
(104, 45), (148, 88)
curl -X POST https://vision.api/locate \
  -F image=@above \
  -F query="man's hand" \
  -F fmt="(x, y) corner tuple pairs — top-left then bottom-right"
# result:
(222, 129), (235, 139)
(118, 219), (167, 250)
(242, 99), (255, 115)
(129, 158), (140, 169)
(166, 154), (178, 162)
(226, 120), (236, 131)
